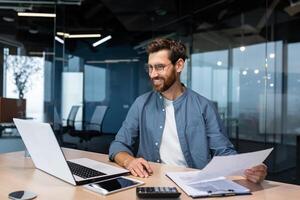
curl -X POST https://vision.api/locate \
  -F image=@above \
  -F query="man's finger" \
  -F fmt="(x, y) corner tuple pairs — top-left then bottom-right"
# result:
(137, 163), (149, 177)
(140, 159), (153, 174)
(133, 165), (146, 177)
(247, 175), (259, 183)
(251, 164), (267, 171)
(130, 168), (138, 177)
(246, 173), (264, 183)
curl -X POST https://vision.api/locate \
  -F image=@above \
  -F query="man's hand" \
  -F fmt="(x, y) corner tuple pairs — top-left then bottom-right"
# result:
(124, 157), (153, 178)
(244, 164), (267, 183)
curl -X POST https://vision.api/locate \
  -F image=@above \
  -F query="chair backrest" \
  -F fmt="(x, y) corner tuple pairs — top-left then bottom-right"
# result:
(53, 106), (62, 131)
(67, 105), (80, 127)
(85, 105), (108, 132)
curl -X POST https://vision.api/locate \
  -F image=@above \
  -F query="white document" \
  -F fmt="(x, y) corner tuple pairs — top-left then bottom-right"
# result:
(166, 148), (273, 197)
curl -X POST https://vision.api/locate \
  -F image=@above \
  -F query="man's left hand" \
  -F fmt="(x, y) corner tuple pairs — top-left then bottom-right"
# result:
(244, 164), (267, 183)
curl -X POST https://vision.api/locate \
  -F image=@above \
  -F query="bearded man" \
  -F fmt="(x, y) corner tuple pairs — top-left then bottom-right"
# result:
(109, 38), (267, 183)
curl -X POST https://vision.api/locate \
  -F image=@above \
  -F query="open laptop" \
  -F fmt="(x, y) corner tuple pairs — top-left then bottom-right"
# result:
(13, 118), (129, 186)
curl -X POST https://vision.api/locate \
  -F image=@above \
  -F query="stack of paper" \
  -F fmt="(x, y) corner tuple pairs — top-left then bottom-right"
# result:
(166, 148), (273, 197)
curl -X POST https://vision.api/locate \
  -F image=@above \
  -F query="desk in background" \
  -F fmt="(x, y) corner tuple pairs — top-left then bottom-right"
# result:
(1, 148), (300, 199)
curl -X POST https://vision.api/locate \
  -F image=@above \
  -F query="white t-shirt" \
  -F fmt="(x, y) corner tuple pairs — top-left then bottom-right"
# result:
(159, 98), (188, 167)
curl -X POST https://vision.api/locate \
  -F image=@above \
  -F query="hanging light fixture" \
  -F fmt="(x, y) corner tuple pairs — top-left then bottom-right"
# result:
(240, 13), (246, 52)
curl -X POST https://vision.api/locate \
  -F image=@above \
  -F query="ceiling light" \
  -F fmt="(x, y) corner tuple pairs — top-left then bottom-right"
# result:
(240, 46), (246, 52)
(55, 36), (64, 44)
(18, 12), (56, 18)
(29, 27), (38, 34)
(269, 53), (275, 58)
(254, 69), (260, 74)
(270, 83), (274, 87)
(56, 32), (101, 38)
(68, 34), (101, 38)
(57, 32), (69, 37)
(2, 16), (14, 22)
(29, 51), (55, 56)
(217, 61), (222, 66)
(86, 58), (139, 64)
(242, 70), (247, 75)
(93, 35), (112, 47)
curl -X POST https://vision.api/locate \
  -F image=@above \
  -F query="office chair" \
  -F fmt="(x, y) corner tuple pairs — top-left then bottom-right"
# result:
(53, 105), (80, 147)
(68, 105), (108, 146)
(63, 105), (80, 133)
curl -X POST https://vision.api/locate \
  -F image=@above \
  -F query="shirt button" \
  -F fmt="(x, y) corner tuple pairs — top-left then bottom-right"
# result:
(157, 160), (160, 163)
(162, 109), (165, 112)
(159, 96), (162, 99)
(159, 126), (163, 129)
(155, 142), (158, 146)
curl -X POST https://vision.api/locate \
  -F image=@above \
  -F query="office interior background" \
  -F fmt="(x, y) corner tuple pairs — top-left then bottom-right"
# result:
(0, 0), (299, 185)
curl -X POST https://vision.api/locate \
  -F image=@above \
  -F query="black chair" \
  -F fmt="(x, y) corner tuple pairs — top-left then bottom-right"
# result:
(68, 105), (108, 145)
(53, 105), (80, 147)
(63, 105), (80, 133)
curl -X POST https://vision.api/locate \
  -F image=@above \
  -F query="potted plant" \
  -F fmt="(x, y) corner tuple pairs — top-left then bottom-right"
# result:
(4, 55), (41, 99)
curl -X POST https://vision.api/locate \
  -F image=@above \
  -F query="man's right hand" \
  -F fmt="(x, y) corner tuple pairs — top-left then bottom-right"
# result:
(114, 152), (153, 178)
(124, 157), (153, 178)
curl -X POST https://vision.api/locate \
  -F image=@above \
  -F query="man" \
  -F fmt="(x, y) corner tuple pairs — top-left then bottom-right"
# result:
(109, 38), (267, 183)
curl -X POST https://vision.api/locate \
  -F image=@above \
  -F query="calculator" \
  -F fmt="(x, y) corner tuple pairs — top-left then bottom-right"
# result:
(136, 187), (181, 198)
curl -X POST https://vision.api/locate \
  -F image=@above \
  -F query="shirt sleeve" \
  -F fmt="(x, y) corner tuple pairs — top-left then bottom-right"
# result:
(109, 98), (140, 161)
(204, 101), (237, 156)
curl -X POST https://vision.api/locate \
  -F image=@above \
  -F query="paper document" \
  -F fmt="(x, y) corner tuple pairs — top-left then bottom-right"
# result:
(166, 148), (273, 197)
(182, 177), (250, 197)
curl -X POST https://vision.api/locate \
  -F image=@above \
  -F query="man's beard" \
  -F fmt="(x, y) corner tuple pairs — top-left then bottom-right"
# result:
(151, 72), (177, 93)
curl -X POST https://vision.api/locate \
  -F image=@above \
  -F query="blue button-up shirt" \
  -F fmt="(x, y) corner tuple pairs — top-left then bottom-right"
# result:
(109, 88), (236, 169)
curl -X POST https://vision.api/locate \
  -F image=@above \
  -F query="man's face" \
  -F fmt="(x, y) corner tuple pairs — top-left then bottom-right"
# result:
(147, 50), (178, 92)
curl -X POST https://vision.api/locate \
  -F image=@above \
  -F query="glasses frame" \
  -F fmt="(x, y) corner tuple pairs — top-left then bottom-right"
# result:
(145, 62), (174, 74)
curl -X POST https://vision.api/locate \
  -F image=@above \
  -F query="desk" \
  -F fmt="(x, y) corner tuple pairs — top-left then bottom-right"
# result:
(1, 149), (300, 200)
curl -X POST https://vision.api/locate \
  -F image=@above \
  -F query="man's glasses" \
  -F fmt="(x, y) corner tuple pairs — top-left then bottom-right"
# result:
(145, 63), (173, 73)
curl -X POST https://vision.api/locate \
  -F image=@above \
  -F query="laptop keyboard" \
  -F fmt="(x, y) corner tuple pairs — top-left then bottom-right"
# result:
(67, 161), (106, 179)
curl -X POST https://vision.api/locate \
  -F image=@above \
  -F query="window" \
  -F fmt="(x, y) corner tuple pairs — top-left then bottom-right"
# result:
(4, 50), (44, 121)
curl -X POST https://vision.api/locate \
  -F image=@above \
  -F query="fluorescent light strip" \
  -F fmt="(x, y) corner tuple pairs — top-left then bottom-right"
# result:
(56, 32), (101, 38)
(29, 51), (55, 56)
(57, 32), (69, 37)
(93, 35), (112, 47)
(29, 51), (54, 56)
(86, 58), (139, 64)
(18, 12), (56, 18)
(68, 34), (101, 38)
(55, 36), (64, 44)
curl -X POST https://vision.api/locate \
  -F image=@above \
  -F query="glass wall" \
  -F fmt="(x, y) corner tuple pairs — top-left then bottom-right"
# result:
(0, 2), (55, 153)
(190, 1), (300, 184)
(287, 43), (300, 135)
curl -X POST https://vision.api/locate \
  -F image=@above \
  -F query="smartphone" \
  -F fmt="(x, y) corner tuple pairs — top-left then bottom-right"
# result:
(83, 176), (144, 195)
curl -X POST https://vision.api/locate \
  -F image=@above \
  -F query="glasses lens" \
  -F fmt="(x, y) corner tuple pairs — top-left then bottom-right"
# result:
(154, 64), (165, 71)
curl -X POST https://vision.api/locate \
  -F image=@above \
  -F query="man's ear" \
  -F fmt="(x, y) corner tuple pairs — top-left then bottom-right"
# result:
(176, 58), (185, 73)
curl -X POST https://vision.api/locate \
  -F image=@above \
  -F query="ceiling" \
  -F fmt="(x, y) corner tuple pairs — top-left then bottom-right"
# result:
(0, 0), (300, 54)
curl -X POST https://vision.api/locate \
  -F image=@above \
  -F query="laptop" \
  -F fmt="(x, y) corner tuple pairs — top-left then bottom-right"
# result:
(13, 118), (129, 186)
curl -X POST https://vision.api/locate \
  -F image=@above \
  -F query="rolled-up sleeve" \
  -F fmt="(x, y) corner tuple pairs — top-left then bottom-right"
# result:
(109, 99), (140, 161)
(204, 101), (237, 156)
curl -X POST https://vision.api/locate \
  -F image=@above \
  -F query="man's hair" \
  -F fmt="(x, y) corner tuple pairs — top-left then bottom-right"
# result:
(146, 38), (187, 64)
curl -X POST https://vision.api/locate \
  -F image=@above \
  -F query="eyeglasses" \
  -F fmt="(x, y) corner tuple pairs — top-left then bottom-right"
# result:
(145, 62), (173, 73)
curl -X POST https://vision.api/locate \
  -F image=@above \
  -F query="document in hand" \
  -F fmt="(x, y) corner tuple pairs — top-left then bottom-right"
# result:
(166, 148), (273, 198)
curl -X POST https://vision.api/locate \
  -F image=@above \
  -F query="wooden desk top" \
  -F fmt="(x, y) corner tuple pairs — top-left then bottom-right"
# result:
(1, 148), (300, 200)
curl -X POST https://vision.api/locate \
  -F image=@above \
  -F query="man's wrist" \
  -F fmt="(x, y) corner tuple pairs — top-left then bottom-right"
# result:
(123, 157), (132, 168)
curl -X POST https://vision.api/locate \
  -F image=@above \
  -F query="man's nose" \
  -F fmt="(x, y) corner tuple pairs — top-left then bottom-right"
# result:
(149, 69), (159, 78)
